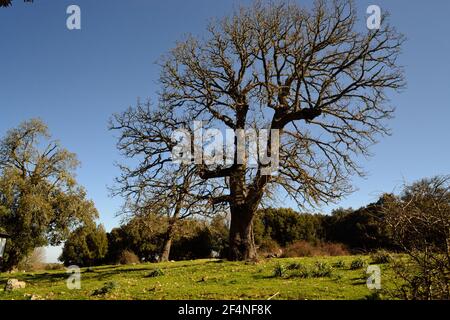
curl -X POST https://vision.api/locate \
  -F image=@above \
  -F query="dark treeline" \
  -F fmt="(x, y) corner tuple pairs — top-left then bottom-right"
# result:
(255, 194), (397, 255)
(59, 193), (402, 266)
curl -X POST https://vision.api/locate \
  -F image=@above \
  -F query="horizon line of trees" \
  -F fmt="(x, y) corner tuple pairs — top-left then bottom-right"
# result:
(58, 178), (446, 267)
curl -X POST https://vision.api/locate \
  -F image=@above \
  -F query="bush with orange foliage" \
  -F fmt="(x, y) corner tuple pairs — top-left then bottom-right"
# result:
(117, 250), (140, 265)
(282, 241), (349, 258)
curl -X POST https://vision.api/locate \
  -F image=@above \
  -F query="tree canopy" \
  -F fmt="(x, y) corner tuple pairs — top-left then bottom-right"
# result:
(60, 224), (108, 267)
(0, 119), (99, 270)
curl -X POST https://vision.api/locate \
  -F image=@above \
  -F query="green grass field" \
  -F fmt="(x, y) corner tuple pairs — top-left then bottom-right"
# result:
(0, 255), (398, 300)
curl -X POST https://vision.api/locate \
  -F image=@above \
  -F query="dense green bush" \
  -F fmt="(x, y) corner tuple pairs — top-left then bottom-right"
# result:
(60, 224), (108, 267)
(370, 250), (393, 264)
(350, 258), (367, 270)
(147, 268), (164, 277)
(273, 263), (286, 278)
(106, 215), (165, 263)
(92, 281), (119, 296)
(322, 196), (396, 251)
(286, 262), (302, 270)
(312, 261), (333, 277)
(255, 208), (324, 246)
(332, 260), (346, 268)
(291, 264), (312, 278)
(288, 261), (333, 278)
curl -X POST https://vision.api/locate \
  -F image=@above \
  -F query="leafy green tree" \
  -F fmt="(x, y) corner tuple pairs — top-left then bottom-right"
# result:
(0, 119), (98, 271)
(255, 208), (323, 246)
(60, 224), (108, 267)
(323, 196), (395, 251)
(208, 214), (229, 256)
(106, 215), (166, 263)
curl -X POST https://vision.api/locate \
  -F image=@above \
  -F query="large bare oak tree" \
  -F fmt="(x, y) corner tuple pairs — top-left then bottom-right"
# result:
(112, 0), (404, 261)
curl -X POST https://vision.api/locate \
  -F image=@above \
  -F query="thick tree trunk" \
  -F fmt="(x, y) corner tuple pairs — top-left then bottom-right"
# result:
(228, 205), (257, 261)
(160, 222), (175, 262)
(160, 237), (172, 262)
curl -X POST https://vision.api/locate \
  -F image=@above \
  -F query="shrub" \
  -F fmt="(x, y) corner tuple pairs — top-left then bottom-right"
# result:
(92, 281), (119, 296)
(44, 263), (65, 271)
(147, 268), (165, 277)
(258, 238), (282, 257)
(332, 260), (346, 268)
(384, 176), (450, 300)
(391, 255), (450, 300)
(350, 258), (367, 270)
(319, 243), (349, 256)
(282, 241), (316, 257)
(289, 262), (333, 278)
(293, 265), (312, 278)
(297, 267), (312, 278)
(282, 241), (349, 258)
(117, 250), (140, 265)
(312, 261), (333, 277)
(370, 250), (393, 264)
(60, 224), (108, 267)
(273, 263), (286, 278)
(286, 262), (302, 270)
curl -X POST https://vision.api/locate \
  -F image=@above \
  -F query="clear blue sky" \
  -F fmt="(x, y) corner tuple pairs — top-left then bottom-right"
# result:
(1, 0), (449, 262)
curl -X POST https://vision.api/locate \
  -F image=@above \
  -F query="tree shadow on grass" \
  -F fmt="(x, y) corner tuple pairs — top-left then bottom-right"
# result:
(204, 259), (225, 264)
(88, 267), (155, 281)
(252, 274), (276, 280)
(0, 266), (154, 285)
(100, 267), (150, 273)
(350, 276), (366, 285)
(18, 272), (68, 283)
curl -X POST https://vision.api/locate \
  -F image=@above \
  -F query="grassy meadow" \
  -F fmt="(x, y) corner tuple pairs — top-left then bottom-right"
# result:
(0, 255), (399, 300)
